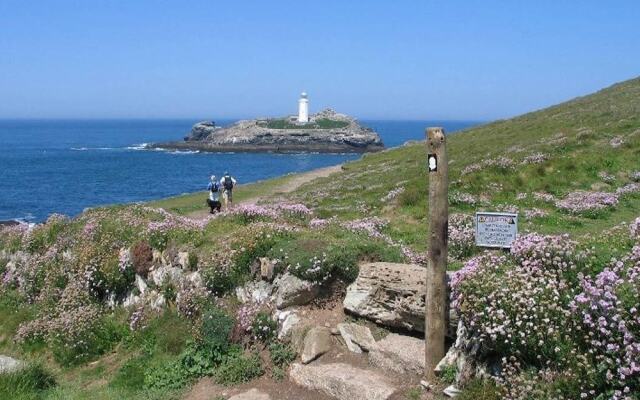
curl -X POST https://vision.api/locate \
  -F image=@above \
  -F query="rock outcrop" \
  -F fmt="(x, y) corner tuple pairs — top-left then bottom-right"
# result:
(343, 262), (457, 336)
(337, 323), (376, 353)
(369, 333), (425, 375)
(301, 327), (333, 364)
(289, 362), (397, 400)
(274, 273), (320, 309)
(151, 109), (384, 154)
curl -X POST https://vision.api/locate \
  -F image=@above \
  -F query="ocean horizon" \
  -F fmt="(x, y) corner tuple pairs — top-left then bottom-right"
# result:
(0, 118), (480, 222)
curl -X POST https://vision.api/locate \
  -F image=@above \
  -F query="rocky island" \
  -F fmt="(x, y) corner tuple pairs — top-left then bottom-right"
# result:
(149, 108), (384, 154)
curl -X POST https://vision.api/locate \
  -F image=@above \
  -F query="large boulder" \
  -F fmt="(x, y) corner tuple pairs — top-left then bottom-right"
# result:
(274, 273), (319, 309)
(337, 323), (376, 353)
(301, 327), (332, 364)
(369, 333), (425, 375)
(344, 262), (457, 336)
(289, 362), (396, 400)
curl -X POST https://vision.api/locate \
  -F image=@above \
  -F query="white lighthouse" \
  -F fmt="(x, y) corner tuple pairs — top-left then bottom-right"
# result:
(298, 92), (309, 123)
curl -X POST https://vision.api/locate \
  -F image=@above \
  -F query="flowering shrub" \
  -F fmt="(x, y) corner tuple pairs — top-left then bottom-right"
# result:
(448, 214), (476, 260)
(556, 191), (618, 216)
(452, 229), (640, 398)
(570, 259), (640, 398)
(176, 282), (211, 320)
(251, 311), (277, 342)
(15, 278), (125, 366)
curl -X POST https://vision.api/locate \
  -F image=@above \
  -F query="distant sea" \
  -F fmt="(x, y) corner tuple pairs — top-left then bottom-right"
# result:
(0, 119), (480, 222)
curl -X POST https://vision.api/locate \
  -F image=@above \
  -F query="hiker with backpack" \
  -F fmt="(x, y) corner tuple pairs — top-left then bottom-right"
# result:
(220, 171), (237, 209)
(206, 175), (221, 214)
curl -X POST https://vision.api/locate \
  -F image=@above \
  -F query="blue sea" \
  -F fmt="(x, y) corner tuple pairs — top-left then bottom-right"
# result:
(0, 119), (479, 222)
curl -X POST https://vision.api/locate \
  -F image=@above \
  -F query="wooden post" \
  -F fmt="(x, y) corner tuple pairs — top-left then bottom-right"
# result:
(425, 127), (448, 382)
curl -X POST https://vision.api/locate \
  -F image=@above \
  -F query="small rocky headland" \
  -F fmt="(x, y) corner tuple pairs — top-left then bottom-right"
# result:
(149, 109), (384, 153)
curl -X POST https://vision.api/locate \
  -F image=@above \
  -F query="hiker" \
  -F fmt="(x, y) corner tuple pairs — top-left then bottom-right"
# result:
(206, 175), (221, 214)
(220, 171), (237, 209)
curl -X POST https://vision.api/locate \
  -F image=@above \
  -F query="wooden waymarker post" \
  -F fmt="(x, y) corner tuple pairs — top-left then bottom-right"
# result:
(425, 127), (448, 382)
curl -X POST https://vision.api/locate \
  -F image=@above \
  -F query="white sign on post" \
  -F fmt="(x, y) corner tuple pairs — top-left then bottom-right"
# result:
(475, 212), (518, 248)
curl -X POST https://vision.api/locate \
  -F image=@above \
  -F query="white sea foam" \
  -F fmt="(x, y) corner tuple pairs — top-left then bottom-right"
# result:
(71, 147), (116, 151)
(125, 143), (149, 150)
(169, 150), (200, 155)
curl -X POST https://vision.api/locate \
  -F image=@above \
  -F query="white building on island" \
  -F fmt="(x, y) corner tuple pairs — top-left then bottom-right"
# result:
(298, 92), (309, 123)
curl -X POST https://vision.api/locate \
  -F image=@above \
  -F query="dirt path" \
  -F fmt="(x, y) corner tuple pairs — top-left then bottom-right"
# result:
(187, 165), (341, 218)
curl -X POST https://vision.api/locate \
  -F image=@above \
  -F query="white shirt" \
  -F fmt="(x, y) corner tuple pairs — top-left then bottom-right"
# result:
(220, 176), (237, 190)
(209, 190), (220, 202)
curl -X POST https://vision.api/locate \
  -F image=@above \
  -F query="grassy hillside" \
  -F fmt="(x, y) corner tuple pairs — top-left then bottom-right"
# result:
(1, 77), (639, 399)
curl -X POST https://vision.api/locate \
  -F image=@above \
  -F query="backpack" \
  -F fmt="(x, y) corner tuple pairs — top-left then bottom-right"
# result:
(210, 182), (220, 193)
(223, 176), (234, 190)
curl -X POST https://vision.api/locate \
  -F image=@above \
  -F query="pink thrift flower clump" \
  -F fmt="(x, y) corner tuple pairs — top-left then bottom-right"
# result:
(598, 171), (616, 183)
(524, 208), (548, 219)
(522, 152), (548, 164)
(461, 156), (515, 176)
(570, 253), (640, 396)
(609, 136), (624, 148)
(448, 214), (476, 259)
(555, 191), (618, 215)
(227, 204), (278, 220)
(616, 183), (640, 196)
(450, 192), (478, 205)
(533, 192), (556, 203)
(342, 217), (426, 265)
(380, 186), (405, 202)
(274, 203), (312, 217)
(631, 217), (640, 239)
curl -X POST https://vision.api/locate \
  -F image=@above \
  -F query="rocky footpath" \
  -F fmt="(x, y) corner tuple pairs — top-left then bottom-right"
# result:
(226, 261), (467, 399)
(149, 109), (384, 153)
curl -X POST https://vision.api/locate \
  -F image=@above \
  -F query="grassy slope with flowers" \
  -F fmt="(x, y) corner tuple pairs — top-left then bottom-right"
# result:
(1, 77), (640, 400)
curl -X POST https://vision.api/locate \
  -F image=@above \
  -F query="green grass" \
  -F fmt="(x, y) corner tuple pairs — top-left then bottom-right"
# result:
(148, 173), (304, 215)
(150, 76), (640, 258)
(260, 118), (350, 130)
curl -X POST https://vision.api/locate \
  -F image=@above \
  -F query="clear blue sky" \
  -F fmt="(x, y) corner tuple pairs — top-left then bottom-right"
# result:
(1, 1), (638, 120)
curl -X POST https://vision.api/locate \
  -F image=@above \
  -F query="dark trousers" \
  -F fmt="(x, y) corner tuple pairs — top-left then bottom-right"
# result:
(207, 199), (221, 213)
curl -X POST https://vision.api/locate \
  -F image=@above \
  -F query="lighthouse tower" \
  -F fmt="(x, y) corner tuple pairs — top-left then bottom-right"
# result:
(298, 92), (309, 123)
